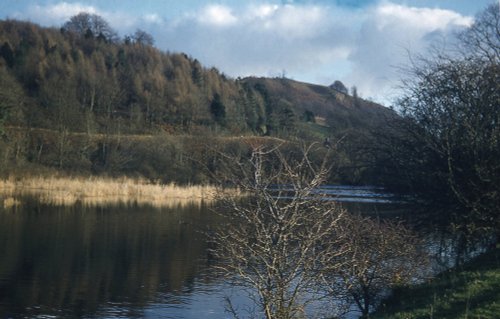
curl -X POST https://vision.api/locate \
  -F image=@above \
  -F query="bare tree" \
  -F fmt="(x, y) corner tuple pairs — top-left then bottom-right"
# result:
(63, 12), (118, 42)
(333, 216), (428, 318)
(386, 3), (500, 235)
(211, 142), (350, 319)
(133, 29), (155, 46)
(458, 2), (500, 63)
(330, 80), (348, 95)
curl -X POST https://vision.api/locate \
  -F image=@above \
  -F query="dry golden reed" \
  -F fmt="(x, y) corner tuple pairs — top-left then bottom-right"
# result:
(3, 196), (21, 209)
(0, 176), (216, 207)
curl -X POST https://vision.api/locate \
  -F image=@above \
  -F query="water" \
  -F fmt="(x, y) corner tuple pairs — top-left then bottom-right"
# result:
(0, 201), (225, 319)
(315, 185), (399, 203)
(0, 187), (400, 318)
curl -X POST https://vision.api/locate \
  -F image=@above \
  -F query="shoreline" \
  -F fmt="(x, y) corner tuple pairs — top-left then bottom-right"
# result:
(373, 247), (500, 318)
(0, 176), (217, 208)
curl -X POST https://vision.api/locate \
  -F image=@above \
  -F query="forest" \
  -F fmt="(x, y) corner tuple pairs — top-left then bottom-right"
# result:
(0, 15), (393, 185)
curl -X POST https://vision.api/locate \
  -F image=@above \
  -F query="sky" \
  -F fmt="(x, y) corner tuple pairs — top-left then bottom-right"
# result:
(0, 0), (496, 106)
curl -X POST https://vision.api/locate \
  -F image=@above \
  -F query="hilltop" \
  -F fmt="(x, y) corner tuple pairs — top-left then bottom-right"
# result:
(242, 77), (395, 135)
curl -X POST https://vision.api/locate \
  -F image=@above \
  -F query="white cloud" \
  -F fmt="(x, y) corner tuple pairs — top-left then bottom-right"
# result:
(157, 3), (354, 82)
(17, 2), (161, 34)
(21, 2), (98, 25)
(198, 4), (238, 27)
(142, 13), (162, 24)
(247, 4), (279, 20)
(345, 2), (473, 104)
(376, 3), (473, 31)
(260, 5), (328, 38)
(160, 1), (475, 105)
(14, 1), (477, 106)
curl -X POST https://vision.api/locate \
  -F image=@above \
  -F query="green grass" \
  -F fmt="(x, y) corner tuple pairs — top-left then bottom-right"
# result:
(297, 121), (330, 140)
(372, 247), (500, 319)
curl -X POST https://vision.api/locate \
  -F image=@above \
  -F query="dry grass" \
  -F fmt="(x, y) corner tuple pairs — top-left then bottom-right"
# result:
(2, 196), (21, 209)
(0, 176), (217, 207)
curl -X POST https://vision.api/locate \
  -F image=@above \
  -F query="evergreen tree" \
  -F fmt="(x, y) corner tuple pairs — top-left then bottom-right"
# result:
(210, 93), (226, 125)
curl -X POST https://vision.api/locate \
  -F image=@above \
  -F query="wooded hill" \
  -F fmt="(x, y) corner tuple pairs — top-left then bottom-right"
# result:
(0, 18), (394, 183)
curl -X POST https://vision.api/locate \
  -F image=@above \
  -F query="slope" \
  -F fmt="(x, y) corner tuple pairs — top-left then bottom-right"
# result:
(0, 18), (396, 184)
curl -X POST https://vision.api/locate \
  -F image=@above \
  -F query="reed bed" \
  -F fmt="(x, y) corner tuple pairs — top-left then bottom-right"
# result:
(0, 176), (217, 208)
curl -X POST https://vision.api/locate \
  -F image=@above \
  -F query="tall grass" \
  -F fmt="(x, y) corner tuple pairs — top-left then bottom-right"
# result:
(0, 176), (217, 207)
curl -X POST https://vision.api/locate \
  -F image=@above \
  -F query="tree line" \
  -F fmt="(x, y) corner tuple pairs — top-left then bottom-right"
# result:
(372, 3), (499, 238)
(0, 15), (253, 135)
(0, 13), (391, 184)
(0, 15), (288, 179)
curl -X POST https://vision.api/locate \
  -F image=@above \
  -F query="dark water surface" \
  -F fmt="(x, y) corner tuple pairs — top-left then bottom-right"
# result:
(0, 200), (228, 318)
(0, 188), (398, 318)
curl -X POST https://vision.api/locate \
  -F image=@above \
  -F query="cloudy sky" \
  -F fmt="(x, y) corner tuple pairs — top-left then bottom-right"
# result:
(0, 0), (495, 105)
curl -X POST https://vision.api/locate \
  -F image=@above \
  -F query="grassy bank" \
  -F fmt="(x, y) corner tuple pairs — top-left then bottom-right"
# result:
(0, 176), (217, 208)
(372, 247), (500, 319)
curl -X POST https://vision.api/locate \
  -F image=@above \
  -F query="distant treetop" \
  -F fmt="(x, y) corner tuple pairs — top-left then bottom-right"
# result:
(62, 12), (118, 42)
(330, 80), (348, 94)
(124, 29), (155, 46)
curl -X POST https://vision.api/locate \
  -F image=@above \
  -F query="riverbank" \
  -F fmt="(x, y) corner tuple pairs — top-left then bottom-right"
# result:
(372, 247), (500, 318)
(0, 176), (217, 208)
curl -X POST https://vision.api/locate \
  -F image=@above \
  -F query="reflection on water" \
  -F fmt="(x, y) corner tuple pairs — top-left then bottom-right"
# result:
(315, 185), (399, 203)
(274, 185), (402, 204)
(0, 199), (227, 318)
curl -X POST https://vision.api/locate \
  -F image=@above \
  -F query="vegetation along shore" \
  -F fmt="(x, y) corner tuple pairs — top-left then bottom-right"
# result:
(0, 176), (217, 207)
(373, 247), (500, 319)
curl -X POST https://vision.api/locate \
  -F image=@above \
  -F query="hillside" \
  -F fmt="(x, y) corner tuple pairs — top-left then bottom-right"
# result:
(242, 77), (395, 136)
(0, 18), (395, 183)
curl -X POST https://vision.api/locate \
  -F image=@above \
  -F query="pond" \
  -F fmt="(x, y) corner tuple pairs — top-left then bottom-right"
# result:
(0, 187), (421, 318)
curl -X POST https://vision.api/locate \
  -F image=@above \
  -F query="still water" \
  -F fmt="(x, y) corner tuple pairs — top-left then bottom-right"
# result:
(0, 189), (398, 318)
